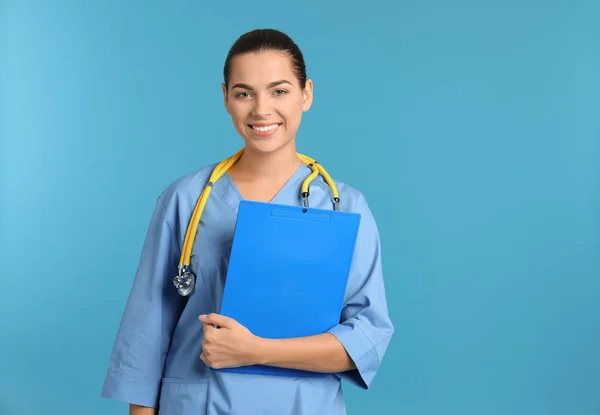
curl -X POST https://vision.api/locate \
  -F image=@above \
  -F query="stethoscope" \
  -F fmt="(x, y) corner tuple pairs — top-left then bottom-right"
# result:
(173, 147), (341, 296)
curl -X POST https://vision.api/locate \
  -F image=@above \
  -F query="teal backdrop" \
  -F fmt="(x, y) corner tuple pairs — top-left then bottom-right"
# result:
(1, 1), (599, 414)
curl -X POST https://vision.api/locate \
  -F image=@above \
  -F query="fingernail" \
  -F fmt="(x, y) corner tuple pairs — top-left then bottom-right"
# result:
(199, 314), (206, 319)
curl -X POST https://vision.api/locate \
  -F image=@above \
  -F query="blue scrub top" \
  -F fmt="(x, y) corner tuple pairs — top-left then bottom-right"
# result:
(101, 163), (394, 414)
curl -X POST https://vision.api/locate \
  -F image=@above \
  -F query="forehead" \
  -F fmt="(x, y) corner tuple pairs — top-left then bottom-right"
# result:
(229, 50), (297, 86)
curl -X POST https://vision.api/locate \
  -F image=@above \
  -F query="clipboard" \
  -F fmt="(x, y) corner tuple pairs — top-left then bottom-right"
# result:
(213, 200), (361, 377)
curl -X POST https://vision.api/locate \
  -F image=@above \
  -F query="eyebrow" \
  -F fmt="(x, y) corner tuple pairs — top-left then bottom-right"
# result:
(231, 80), (292, 91)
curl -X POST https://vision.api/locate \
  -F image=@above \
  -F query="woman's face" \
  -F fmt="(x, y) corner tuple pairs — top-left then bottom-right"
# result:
(222, 50), (313, 154)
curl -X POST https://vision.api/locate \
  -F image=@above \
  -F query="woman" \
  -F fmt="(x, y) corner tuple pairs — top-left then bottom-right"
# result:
(101, 28), (394, 414)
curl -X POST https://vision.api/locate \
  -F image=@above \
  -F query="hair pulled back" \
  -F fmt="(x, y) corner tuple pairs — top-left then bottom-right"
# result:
(223, 29), (307, 90)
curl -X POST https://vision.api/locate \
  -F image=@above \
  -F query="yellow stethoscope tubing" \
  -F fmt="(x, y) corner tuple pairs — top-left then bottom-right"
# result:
(179, 149), (339, 270)
(179, 148), (244, 270)
(297, 154), (340, 203)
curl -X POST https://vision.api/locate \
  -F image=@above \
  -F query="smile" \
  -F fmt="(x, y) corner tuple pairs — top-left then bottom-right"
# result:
(250, 123), (281, 132)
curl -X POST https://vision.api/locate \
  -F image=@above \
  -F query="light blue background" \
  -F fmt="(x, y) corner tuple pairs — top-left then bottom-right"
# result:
(1, 1), (599, 414)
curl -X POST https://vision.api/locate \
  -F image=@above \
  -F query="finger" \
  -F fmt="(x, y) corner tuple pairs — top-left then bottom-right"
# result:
(202, 322), (216, 334)
(199, 313), (235, 329)
(199, 313), (228, 328)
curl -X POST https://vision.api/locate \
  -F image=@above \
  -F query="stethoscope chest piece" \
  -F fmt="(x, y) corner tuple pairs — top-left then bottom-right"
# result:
(173, 267), (195, 296)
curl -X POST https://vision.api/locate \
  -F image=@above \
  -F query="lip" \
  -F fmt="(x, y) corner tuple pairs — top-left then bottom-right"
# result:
(248, 122), (282, 127)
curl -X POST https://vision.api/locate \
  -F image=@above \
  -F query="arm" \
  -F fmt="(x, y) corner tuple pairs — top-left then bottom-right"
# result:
(256, 332), (356, 373)
(257, 193), (394, 387)
(324, 193), (394, 388)
(101, 196), (185, 407)
(130, 404), (157, 415)
(200, 315), (354, 373)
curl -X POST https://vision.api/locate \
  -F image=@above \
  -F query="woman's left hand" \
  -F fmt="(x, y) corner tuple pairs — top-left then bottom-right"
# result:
(199, 313), (262, 369)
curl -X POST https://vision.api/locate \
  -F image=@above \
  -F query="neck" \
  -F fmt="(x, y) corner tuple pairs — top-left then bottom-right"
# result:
(232, 143), (302, 181)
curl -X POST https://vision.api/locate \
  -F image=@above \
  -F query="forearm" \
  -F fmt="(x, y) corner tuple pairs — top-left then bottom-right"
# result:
(253, 332), (356, 373)
(130, 404), (156, 415)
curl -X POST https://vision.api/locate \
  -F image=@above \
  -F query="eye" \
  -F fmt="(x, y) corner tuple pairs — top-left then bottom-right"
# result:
(236, 91), (252, 99)
(273, 89), (287, 96)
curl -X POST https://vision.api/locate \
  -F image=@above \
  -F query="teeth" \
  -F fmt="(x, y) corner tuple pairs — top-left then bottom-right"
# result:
(252, 124), (279, 132)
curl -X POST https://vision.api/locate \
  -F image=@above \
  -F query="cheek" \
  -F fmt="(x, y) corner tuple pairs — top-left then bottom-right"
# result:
(227, 108), (249, 137)
(283, 104), (303, 128)
(229, 106), (251, 130)
(228, 105), (245, 121)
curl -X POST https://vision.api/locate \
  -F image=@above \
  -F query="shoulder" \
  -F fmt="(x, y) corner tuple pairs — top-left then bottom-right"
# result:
(329, 179), (381, 246)
(159, 163), (217, 202)
(333, 181), (362, 212)
(324, 177), (373, 217)
(150, 163), (218, 223)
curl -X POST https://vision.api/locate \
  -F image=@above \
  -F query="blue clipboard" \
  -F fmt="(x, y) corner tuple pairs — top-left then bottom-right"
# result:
(213, 200), (361, 377)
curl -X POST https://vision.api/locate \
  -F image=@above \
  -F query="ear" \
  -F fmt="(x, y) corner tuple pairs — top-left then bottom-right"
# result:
(302, 79), (314, 112)
(222, 83), (230, 114)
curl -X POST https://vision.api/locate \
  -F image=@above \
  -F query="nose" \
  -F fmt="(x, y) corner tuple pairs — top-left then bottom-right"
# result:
(251, 95), (273, 118)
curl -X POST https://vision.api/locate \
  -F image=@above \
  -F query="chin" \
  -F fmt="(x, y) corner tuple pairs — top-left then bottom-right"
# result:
(244, 135), (295, 155)
(245, 140), (286, 155)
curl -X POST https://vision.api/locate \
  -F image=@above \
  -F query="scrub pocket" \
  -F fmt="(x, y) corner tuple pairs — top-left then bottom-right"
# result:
(158, 378), (208, 415)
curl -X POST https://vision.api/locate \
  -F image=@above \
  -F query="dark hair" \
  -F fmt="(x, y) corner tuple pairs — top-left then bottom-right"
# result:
(223, 29), (307, 90)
